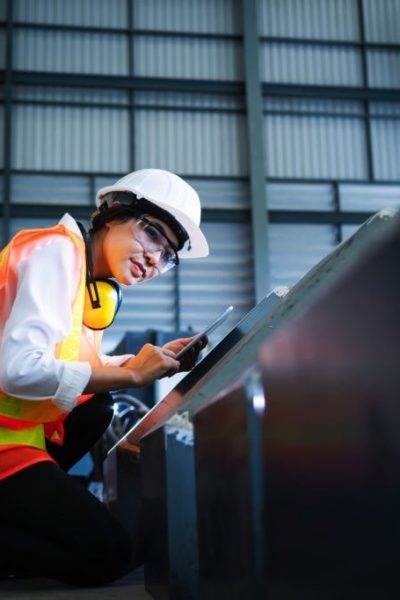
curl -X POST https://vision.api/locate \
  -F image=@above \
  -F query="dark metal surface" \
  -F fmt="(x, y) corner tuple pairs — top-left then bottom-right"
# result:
(193, 376), (266, 600)
(193, 207), (400, 598)
(258, 209), (400, 594)
(140, 425), (199, 600)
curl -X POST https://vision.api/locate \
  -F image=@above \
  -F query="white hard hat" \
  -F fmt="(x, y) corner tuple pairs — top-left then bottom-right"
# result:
(96, 169), (209, 259)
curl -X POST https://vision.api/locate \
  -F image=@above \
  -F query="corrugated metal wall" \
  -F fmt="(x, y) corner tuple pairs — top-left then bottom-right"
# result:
(11, 174), (92, 205)
(365, 0), (400, 87)
(340, 183), (400, 211)
(260, 44), (362, 86)
(258, 0), (360, 39)
(135, 107), (247, 176)
(11, 86), (247, 177)
(264, 98), (367, 179)
(13, 28), (244, 80)
(14, 28), (243, 81)
(188, 179), (250, 210)
(370, 102), (400, 180)
(12, 103), (131, 171)
(134, 91), (247, 176)
(258, 0), (400, 294)
(269, 223), (337, 288)
(367, 50), (400, 88)
(267, 183), (334, 211)
(14, 29), (129, 75)
(133, 35), (242, 81)
(133, 0), (241, 34)
(14, 0), (127, 27)
(13, 0), (243, 80)
(363, 0), (400, 43)
(3, 0), (400, 344)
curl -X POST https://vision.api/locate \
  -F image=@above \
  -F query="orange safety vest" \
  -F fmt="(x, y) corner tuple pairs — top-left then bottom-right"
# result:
(0, 223), (103, 450)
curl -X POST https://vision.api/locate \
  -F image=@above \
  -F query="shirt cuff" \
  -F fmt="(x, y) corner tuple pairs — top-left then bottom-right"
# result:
(52, 362), (92, 413)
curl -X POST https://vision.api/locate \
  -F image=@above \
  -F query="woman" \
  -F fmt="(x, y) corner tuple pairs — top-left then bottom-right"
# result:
(0, 168), (209, 586)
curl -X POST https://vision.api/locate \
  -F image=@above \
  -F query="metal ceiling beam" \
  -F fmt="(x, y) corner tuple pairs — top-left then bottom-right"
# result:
(242, 0), (270, 302)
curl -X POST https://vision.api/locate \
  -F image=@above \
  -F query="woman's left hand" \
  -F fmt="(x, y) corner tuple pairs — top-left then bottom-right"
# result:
(163, 335), (208, 373)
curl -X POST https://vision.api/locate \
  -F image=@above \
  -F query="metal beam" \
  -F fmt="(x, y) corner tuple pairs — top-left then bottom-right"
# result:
(127, 0), (135, 171)
(262, 82), (400, 102)
(2, 0), (13, 244)
(242, 0), (270, 302)
(2, 70), (400, 103)
(357, 0), (374, 181)
(6, 71), (244, 95)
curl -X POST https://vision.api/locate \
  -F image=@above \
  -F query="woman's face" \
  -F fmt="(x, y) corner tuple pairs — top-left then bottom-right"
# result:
(93, 216), (179, 285)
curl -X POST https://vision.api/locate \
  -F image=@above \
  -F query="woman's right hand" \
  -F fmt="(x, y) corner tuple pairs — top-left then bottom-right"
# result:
(123, 343), (180, 387)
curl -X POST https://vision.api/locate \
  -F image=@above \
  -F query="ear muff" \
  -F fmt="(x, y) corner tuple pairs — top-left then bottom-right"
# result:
(76, 220), (123, 331)
(83, 278), (122, 330)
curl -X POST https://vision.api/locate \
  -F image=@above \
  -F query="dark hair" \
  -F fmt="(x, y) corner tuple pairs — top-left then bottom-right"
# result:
(89, 206), (139, 235)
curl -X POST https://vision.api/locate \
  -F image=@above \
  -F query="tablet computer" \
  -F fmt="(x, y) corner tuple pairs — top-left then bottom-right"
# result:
(175, 305), (234, 360)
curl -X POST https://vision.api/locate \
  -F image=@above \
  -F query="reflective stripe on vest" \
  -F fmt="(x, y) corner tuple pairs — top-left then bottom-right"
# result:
(0, 224), (102, 449)
(0, 424), (46, 450)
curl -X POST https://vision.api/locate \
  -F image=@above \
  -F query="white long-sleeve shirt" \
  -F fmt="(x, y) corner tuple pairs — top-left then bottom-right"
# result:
(0, 214), (132, 413)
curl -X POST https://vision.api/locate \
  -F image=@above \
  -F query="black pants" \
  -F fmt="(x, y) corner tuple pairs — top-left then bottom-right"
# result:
(0, 394), (134, 587)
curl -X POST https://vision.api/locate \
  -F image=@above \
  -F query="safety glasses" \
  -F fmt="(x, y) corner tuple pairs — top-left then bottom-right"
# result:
(134, 216), (179, 273)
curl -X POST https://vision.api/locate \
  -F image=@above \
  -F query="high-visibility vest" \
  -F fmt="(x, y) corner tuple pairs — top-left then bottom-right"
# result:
(0, 224), (103, 450)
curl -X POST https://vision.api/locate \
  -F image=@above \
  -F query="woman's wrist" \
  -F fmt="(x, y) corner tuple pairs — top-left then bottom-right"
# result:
(84, 365), (138, 394)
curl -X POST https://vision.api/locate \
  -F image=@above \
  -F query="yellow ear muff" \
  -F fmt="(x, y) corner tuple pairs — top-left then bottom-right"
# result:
(83, 279), (122, 330)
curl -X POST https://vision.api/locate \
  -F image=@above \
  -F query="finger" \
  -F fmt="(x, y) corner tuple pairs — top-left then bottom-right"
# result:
(179, 350), (199, 371)
(161, 348), (177, 359)
(199, 335), (208, 349)
(164, 352), (181, 368)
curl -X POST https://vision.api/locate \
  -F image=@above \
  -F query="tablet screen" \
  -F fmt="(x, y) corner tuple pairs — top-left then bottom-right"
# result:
(175, 305), (234, 360)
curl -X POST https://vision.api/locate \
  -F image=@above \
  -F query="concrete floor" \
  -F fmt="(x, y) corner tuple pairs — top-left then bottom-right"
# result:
(0, 568), (152, 600)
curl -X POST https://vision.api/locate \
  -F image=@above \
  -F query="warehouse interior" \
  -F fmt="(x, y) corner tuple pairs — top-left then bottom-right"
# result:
(0, 0), (399, 598)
